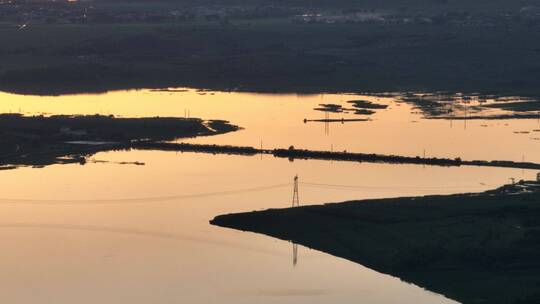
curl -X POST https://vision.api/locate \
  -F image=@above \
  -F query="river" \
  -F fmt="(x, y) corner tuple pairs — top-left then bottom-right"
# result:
(0, 88), (537, 303)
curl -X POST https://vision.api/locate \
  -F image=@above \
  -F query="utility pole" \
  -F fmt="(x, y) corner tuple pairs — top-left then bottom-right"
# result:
(292, 175), (300, 207)
(324, 112), (329, 136)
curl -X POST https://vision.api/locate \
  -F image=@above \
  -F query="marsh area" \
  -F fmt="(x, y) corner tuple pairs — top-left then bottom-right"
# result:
(3, 0), (540, 302)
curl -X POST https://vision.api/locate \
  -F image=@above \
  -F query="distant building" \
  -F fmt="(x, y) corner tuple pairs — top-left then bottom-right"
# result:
(60, 127), (87, 137)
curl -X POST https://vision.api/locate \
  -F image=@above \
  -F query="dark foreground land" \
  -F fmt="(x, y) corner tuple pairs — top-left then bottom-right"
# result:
(2, 0), (540, 95)
(0, 114), (237, 168)
(212, 181), (540, 304)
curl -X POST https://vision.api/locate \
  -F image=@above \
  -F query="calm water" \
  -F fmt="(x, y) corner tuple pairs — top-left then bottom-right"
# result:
(0, 89), (538, 304)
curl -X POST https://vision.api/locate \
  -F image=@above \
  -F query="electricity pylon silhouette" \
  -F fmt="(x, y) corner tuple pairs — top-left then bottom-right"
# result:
(292, 175), (299, 207)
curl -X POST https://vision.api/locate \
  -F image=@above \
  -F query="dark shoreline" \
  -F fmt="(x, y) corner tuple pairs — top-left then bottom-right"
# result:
(428, 114), (540, 120)
(4, 119), (540, 171)
(3, 70), (540, 99)
(0, 114), (239, 168)
(211, 181), (540, 304)
(134, 142), (540, 171)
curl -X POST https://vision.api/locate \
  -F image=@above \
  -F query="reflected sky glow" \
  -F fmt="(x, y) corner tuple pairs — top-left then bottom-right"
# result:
(1, 88), (538, 162)
(1, 88), (536, 304)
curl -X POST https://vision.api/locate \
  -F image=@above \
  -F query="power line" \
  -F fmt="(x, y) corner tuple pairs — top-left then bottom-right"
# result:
(0, 180), (492, 205)
(0, 183), (290, 205)
(300, 182), (488, 190)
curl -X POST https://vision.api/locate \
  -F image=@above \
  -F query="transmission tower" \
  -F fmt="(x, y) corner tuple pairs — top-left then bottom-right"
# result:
(292, 175), (300, 207)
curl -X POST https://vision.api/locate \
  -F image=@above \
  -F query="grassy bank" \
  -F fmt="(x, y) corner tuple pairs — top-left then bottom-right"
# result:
(211, 181), (540, 304)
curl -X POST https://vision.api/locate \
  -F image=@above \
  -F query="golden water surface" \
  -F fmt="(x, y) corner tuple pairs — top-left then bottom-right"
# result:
(0, 89), (537, 303)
